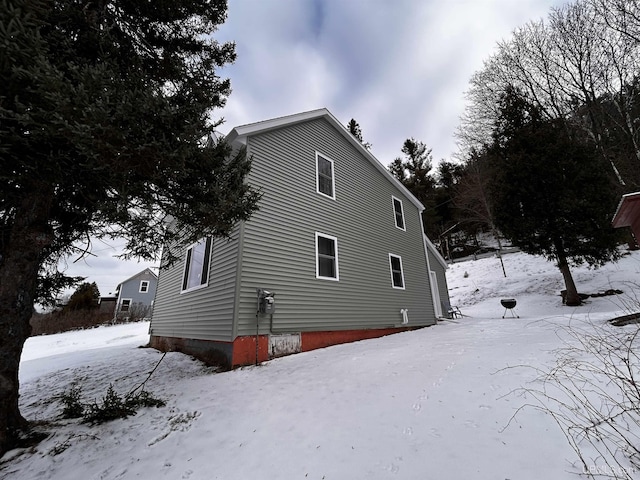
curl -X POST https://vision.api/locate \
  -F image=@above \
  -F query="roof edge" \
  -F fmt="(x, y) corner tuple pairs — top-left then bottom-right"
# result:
(116, 267), (158, 288)
(424, 235), (448, 270)
(612, 191), (640, 227)
(227, 108), (425, 211)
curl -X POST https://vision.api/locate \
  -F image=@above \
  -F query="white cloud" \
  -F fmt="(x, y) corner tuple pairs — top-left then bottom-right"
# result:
(61, 0), (570, 295)
(215, 0), (568, 165)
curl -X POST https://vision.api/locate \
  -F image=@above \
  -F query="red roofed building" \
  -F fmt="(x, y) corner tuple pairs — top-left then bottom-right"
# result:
(612, 192), (640, 244)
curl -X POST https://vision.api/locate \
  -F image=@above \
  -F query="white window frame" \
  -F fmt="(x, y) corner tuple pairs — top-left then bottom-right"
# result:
(120, 298), (132, 312)
(315, 232), (339, 281)
(392, 196), (406, 231)
(181, 237), (212, 293)
(316, 152), (336, 200)
(389, 253), (405, 290)
(139, 280), (149, 293)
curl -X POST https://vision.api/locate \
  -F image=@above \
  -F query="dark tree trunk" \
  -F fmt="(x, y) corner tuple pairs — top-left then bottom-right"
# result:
(555, 239), (581, 307)
(0, 193), (53, 455)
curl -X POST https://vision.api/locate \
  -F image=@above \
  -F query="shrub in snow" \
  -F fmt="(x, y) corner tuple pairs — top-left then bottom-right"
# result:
(59, 384), (84, 419)
(505, 314), (640, 479)
(58, 384), (165, 425)
(83, 385), (137, 425)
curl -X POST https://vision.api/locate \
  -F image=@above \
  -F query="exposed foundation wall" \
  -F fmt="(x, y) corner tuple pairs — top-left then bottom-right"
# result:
(151, 325), (425, 369)
(150, 335), (236, 369)
(300, 327), (419, 352)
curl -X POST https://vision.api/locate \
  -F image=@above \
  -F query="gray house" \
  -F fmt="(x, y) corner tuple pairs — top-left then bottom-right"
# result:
(114, 268), (158, 320)
(150, 108), (450, 368)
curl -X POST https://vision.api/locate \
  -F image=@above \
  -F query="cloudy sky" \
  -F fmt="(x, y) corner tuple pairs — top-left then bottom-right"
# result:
(62, 0), (568, 300)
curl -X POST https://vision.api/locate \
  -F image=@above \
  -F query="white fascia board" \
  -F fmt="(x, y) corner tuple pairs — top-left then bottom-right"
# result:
(424, 234), (448, 270)
(226, 108), (425, 212)
(118, 268), (157, 288)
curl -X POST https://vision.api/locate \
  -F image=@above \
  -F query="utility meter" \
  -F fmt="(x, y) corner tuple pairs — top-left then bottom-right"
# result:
(257, 288), (276, 315)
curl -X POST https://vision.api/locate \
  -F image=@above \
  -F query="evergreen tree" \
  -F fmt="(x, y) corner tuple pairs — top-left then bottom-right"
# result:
(433, 160), (464, 233)
(487, 87), (620, 305)
(347, 118), (372, 149)
(65, 282), (100, 311)
(388, 138), (438, 236)
(0, 0), (260, 454)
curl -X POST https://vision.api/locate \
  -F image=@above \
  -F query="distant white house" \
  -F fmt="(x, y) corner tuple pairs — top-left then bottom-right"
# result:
(114, 268), (158, 320)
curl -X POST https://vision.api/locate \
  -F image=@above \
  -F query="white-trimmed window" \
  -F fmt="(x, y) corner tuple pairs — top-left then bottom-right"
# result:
(139, 280), (149, 293)
(316, 152), (335, 200)
(389, 254), (405, 289)
(120, 299), (132, 312)
(315, 232), (339, 281)
(182, 237), (212, 292)
(392, 196), (406, 231)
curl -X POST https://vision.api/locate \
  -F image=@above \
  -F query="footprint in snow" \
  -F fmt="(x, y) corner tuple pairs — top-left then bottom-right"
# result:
(148, 411), (201, 446)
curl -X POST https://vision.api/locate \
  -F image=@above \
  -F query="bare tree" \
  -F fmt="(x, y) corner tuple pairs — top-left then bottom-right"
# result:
(454, 150), (507, 276)
(458, 0), (640, 187)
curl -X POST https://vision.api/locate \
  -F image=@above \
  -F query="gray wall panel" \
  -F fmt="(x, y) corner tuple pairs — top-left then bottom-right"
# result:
(236, 118), (435, 336)
(427, 246), (450, 310)
(149, 229), (240, 341)
(116, 270), (157, 309)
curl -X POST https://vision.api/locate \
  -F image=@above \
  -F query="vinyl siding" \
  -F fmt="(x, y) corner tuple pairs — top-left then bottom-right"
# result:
(427, 246), (450, 309)
(117, 271), (157, 308)
(236, 118), (435, 336)
(149, 229), (240, 341)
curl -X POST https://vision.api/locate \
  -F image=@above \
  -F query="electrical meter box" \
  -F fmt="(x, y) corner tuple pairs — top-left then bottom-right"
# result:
(257, 288), (275, 315)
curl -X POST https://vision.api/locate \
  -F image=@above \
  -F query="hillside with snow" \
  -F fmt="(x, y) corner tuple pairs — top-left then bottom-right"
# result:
(2, 249), (640, 480)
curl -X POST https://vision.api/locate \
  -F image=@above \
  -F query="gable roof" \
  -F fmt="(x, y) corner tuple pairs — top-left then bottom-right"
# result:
(116, 268), (158, 288)
(226, 108), (425, 212)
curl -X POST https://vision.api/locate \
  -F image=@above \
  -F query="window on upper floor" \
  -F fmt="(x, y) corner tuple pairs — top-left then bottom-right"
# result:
(182, 237), (212, 292)
(139, 280), (149, 293)
(389, 253), (405, 289)
(316, 152), (335, 200)
(315, 232), (339, 281)
(392, 196), (406, 231)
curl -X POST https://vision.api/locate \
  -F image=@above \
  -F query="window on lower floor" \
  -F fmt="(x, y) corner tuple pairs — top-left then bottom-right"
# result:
(120, 299), (132, 312)
(389, 254), (405, 289)
(316, 232), (339, 281)
(182, 237), (212, 292)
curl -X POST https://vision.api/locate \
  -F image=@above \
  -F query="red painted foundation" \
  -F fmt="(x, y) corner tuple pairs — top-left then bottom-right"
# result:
(231, 335), (269, 367)
(152, 326), (420, 369)
(300, 327), (415, 352)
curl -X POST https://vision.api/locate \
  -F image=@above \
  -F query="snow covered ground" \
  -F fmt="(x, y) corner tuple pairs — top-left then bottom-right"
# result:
(2, 249), (640, 479)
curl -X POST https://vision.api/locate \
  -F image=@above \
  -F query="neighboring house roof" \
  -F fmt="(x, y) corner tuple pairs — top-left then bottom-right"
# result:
(226, 108), (425, 212)
(612, 192), (640, 229)
(116, 267), (158, 289)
